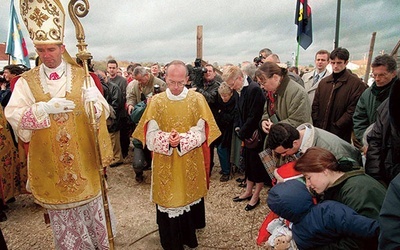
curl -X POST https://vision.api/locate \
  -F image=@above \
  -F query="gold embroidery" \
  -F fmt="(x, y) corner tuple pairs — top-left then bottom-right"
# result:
(133, 91), (221, 207)
(30, 7), (49, 27)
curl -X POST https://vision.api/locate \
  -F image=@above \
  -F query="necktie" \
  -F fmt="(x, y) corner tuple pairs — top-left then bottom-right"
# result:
(312, 74), (319, 86)
(49, 72), (60, 80)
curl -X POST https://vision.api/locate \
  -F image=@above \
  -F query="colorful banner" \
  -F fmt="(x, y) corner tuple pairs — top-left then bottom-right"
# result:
(295, 0), (313, 50)
(5, 0), (31, 68)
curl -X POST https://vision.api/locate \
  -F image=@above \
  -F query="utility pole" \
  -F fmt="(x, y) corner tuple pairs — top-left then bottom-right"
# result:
(196, 25), (203, 60)
(364, 32), (376, 84)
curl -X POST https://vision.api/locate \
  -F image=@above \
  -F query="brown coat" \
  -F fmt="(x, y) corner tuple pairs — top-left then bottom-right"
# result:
(312, 69), (367, 142)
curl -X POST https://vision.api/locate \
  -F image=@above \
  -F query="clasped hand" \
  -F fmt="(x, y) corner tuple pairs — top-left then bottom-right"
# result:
(169, 129), (180, 148)
(38, 97), (76, 114)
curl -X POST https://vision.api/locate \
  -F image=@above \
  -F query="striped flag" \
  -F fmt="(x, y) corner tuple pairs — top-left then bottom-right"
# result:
(295, 0), (313, 50)
(5, 0), (31, 68)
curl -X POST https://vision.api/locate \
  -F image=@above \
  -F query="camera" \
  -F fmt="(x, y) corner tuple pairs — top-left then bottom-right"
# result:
(153, 84), (161, 94)
(253, 55), (264, 67)
(192, 58), (207, 88)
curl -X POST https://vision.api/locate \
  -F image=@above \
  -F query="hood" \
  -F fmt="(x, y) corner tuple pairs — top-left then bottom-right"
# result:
(267, 179), (313, 223)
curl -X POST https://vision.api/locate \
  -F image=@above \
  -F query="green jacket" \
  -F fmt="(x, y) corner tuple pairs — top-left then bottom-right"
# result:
(298, 123), (362, 165)
(324, 169), (386, 219)
(314, 169), (387, 250)
(261, 76), (312, 126)
(353, 80), (393, 144)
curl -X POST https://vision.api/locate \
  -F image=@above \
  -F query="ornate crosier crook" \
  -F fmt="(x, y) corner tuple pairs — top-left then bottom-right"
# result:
(68, 1), (115, 249)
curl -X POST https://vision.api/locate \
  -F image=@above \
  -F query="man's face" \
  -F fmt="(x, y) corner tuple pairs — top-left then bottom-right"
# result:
(372, 65), (396, 87)
(35, 44), (65, 69)
(3, 69), (15, 82)
(107, 63), (118, 77)
(260, 52), (269, 63)
(151, 65), (159, 76)
(204, 66), (216, 82)
(226, 75), (243, 91)
(315, 53), (329, 72)
(273, 139), (300, 157)
(165, 64), (187, 96)
(330, 57), (348, 73)
(134, 73), (149, 85)
(274, 145), (298, 157)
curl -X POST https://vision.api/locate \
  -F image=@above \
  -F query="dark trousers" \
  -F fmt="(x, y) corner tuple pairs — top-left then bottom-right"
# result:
(119, 116), (131, 158)
(156, 199), (205, 250)
(0, 228), (7, 250)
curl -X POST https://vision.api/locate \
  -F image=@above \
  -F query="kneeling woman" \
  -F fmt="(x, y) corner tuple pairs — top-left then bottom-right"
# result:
(294, 147), (386, 249)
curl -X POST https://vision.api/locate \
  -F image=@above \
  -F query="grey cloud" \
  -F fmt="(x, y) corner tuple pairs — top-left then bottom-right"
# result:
(0, 0), (399, 67)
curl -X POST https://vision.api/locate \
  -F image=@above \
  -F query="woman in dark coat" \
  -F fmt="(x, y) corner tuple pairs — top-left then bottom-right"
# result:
(222, 66), (268, 211)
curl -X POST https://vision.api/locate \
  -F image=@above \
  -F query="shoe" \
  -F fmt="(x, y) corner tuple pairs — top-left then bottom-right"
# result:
(135, 174), (144, 183)
(6, 197), (16, 203)
(245, 198), (260, 211)
(220, 174), (230, 182)
(236, 177), (245, 183)
(233, 195), (252, 202)
(110, 161), (123, 168)
(0, 211), (7, 222)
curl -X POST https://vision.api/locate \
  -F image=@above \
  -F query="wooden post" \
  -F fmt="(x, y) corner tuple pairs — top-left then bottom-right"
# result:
(196, 25), (203, 60)
(364, 32), (376, 84)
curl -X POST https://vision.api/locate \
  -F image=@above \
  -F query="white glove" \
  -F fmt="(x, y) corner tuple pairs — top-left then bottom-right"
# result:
(37, 97), (76, 114)
(82, 86), (99, 103)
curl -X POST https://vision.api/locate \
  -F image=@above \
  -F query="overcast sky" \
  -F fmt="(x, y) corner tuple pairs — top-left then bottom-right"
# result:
(1, 0), (399, 66)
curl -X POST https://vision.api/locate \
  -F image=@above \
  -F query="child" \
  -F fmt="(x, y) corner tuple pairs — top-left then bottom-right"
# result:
(267, 179), (379, 249)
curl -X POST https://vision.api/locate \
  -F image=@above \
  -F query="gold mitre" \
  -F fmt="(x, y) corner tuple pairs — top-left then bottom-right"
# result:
(20, 0), (65, 45)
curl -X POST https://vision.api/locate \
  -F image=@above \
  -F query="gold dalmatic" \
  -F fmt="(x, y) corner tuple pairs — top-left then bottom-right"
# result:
(23, 65), (112, 206)
(133, 91), (221, 208)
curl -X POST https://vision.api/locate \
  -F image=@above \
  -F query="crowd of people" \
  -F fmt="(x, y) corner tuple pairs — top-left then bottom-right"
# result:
(0, 2), (399, 249)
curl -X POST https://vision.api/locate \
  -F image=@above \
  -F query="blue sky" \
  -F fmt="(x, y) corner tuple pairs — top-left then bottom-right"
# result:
(1, 0), (399, 66)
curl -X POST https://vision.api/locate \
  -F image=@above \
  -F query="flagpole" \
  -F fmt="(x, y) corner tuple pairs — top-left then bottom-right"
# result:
(334, 0), (341, 49)
(67, 1), (115, 249)
(296, 42), (300, 67)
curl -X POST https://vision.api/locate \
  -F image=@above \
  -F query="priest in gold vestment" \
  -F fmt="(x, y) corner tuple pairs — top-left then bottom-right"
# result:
(5, 1), (113, 249)
(133, 60), (221, 249)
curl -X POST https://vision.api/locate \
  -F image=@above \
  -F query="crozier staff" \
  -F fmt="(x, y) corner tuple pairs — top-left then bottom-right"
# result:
(5, 0), (114, 248)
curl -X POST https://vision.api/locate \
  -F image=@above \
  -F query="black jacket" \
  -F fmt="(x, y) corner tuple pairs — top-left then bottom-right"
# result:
(366, 78), (400, 186)
(214, 91), (238, 147)
(101, 78), (124, 133)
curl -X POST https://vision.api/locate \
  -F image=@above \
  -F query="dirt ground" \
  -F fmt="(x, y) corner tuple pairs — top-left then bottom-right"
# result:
(1, 150), (271, 250)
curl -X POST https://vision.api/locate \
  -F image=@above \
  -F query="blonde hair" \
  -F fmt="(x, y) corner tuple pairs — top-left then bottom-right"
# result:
(222, 66), (242, 82)
(218, 82), (233, 95)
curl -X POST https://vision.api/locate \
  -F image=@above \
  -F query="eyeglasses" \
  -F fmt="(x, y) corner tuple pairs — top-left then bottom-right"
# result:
(167, 80), (185, 87)
(227, 77), (238, 88)
(372, 72), (390, 79)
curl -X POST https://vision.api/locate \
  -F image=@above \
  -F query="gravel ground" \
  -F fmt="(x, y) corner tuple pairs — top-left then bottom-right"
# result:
(1, 151), (271, 250)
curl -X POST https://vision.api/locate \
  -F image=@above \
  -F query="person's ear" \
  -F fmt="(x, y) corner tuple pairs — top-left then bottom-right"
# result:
(292, 139), (300, 150)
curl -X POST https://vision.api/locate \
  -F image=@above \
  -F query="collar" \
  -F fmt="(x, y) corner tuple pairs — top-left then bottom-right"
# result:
(237, 76), (249, 95)
(166, 86), (188, 100)
(39, 60), (72, 94)
(275, 75), (290, 95)
(314, 69), (327, 79)
(43, 60), (65, 76)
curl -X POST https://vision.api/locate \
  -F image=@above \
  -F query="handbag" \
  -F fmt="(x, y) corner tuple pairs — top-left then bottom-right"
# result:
(129, 101), (147, 124)
(244, 129), (261, 149)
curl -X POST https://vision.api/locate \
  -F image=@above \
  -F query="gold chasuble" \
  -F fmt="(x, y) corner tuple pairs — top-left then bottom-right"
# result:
(22, 65), (112, 207)
(133, 91), (220, 208)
